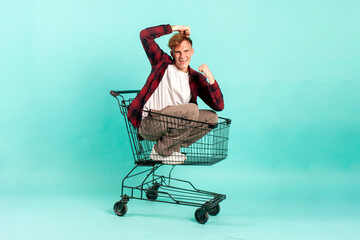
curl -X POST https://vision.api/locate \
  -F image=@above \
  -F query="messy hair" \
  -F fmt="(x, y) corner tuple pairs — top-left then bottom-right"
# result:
(168, 33), (193, 50)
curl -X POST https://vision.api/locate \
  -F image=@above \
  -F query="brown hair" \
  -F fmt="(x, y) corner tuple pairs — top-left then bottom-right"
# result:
(168, 33), (193, 50)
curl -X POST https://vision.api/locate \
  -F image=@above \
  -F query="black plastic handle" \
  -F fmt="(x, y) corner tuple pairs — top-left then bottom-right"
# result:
(110, 90), (140, 97)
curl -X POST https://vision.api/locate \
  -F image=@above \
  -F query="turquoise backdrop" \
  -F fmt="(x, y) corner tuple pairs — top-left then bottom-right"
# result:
(1, 0), (359, 239)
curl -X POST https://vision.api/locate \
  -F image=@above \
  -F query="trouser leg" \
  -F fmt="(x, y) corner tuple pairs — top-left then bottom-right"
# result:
(181, 109), (218, 148)
(139, 103), (199, 156)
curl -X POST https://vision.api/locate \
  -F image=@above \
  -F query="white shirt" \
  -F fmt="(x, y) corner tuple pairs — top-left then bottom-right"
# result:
(143, 64), (191, 117)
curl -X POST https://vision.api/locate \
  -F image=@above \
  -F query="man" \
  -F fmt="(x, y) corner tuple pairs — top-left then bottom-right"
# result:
(127, 24), (224, 164)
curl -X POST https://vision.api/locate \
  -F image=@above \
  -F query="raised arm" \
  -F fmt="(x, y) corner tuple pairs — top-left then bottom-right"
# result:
(196, 64), (224, 111)
(140, 24), (173, 66)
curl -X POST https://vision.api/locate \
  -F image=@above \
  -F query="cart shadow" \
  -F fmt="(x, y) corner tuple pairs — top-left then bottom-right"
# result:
(106, 208), (186, 220)
(107, 208), (250, 228)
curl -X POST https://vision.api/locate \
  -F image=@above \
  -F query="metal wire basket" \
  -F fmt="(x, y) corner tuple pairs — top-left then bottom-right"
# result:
(111, 91), (231, 166)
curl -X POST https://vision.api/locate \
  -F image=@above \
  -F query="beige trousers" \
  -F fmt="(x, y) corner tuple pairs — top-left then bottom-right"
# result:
(138, 103), (218, 156)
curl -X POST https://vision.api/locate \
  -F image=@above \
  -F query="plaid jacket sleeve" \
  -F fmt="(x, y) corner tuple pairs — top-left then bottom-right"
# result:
(140, 24), (173, 67)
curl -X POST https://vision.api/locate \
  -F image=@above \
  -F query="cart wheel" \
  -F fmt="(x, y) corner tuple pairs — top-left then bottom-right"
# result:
(113, 201), (128, 216)
(146, 189), (158, 200)
(208, 204), (220, 216)
(195, 208), (209, 224)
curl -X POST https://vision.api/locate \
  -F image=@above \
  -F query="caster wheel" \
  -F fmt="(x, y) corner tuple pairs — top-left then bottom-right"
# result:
(113, 201), (128, 216)
(195, 208), (209, 224)
(208, 204), (220, 216)
(146, 189), (158, 200)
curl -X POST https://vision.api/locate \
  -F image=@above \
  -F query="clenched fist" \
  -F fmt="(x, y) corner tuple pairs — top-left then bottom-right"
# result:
(198, 64), (215, 84)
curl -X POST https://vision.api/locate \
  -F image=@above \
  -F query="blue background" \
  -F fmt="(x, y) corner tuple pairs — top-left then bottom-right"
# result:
(1, 0), (359, 239)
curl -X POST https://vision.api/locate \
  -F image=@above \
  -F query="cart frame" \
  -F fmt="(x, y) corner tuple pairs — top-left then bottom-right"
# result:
(110, 90), (231, 224)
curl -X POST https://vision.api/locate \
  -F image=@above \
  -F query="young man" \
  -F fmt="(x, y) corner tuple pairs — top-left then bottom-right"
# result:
(127, 24), (224, 164)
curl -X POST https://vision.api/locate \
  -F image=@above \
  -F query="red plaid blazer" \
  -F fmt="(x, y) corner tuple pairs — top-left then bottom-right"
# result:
(127, 24), (224, 128)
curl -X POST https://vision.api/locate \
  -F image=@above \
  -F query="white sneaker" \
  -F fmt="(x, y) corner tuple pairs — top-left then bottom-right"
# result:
(149, 147), (186, 165)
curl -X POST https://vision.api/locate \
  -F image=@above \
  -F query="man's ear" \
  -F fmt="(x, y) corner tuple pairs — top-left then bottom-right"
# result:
(191, 48), (194, 56)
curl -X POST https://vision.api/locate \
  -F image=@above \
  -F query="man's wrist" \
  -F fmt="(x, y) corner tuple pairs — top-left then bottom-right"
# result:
(171, 25), (178, 31)
(208, 77), (215, 85)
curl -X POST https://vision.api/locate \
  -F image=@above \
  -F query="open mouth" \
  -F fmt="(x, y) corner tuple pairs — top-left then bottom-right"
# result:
(179, 59), (187, 64)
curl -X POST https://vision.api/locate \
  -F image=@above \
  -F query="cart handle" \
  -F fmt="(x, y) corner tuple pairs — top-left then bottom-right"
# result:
(110, 90), (140, 98)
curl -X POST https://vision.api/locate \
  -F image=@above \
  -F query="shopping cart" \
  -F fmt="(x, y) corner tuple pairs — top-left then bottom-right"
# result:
(110, 90), (231, 224)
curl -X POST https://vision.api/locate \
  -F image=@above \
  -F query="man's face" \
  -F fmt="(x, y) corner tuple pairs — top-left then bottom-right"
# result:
(171, 40), (194, 73)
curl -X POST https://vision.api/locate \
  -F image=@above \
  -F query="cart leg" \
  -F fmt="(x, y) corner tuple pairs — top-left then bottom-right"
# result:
(121, 165), (138, 196)
(140, 165), (161, 199)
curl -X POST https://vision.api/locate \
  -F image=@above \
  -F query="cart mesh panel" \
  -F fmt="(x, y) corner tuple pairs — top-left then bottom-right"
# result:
(118, 98), (230, 166)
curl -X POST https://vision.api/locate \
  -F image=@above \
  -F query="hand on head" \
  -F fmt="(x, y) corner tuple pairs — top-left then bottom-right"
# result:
(172, 25), (191, 35)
